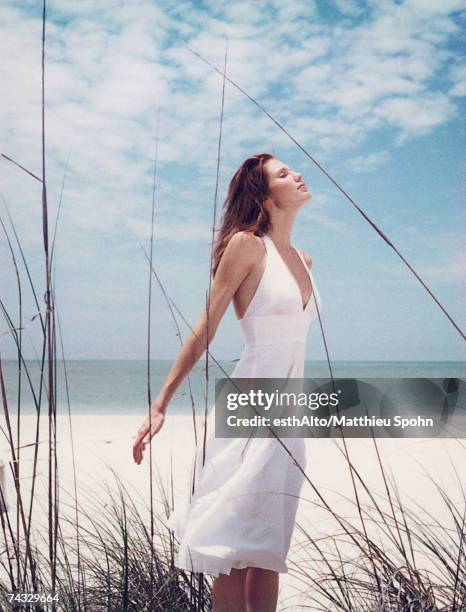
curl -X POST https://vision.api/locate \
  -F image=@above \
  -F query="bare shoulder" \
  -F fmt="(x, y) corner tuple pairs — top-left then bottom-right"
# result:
(217, 231), (265, 278)
(299, 249), (313, 269)
(224, 231), (265, 262)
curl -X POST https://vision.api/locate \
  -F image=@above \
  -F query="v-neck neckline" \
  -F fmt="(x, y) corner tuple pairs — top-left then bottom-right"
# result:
(264, 235), (313, 312)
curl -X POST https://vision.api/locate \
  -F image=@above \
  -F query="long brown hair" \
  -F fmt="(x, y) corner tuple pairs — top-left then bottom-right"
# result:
(212, 152), (274, 276)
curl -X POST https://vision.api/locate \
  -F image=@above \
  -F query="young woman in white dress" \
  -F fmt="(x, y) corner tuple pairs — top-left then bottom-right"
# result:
(133, 153), (320, 611)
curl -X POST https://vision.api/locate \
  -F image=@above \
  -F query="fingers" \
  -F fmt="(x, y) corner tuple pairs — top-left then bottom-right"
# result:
(133, 439), (145, 464)
(132, 425), (149, 464)
(132, 414), (165, 464)
(133, 419), (163, 465)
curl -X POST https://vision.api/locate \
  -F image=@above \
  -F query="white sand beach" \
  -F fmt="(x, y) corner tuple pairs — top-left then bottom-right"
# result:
(1, 413), (464, 610)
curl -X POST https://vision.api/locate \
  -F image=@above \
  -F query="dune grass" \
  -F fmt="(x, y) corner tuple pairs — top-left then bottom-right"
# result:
(287, 465), (465, 611)
(0, 463), (212, 611)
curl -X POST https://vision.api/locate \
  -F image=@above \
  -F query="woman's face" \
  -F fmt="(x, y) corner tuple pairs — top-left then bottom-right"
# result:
(264, 157), (311, 209)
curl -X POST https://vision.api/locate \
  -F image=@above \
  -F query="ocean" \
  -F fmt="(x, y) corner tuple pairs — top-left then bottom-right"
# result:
(2, 359), (464, 415)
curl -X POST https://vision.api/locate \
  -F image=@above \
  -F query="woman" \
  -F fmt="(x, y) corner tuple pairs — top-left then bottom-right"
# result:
(133, 152), (321, 611)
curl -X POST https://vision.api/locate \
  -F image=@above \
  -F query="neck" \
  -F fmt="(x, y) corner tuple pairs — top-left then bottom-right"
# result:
(266, 210), (297, 249)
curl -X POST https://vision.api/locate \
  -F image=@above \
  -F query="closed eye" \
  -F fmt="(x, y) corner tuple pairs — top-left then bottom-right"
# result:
(277, 166), (289, 178)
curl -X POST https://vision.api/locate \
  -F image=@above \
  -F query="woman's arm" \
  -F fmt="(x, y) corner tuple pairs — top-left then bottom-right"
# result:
(133, 231), (263, 463)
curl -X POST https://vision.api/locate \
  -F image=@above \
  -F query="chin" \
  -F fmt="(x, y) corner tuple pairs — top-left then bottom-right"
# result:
(295, 193), (312, 208)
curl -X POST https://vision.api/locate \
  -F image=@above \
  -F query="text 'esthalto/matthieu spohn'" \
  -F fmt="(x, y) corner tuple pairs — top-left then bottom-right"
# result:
(226, 414), (435, 429)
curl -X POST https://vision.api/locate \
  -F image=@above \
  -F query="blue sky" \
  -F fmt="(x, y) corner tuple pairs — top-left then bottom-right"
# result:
(0, 0), (465, 362)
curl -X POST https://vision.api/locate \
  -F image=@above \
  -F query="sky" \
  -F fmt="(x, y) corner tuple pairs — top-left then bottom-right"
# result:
(0, 0), (465, 362)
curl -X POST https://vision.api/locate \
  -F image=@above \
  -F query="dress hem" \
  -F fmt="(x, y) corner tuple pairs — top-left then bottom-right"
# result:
(174, 545), (289, 577)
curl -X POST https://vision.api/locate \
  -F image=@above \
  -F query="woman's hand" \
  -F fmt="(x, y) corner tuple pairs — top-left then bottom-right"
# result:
(132, 404), (166, 465)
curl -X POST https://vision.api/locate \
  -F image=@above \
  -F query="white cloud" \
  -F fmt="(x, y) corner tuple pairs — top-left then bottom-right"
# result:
(377, 251), (466, 285)
(420, 252), (466, 284)
(347, 150), (391, 173)
(332, 0), (365, 18)
(448, 62), (466, 97)
(128, 216), (211, 243)
(374, 93), (456, 142)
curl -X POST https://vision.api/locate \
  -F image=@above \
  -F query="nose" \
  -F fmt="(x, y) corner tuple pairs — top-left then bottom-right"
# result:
(294, 172), (303, 182)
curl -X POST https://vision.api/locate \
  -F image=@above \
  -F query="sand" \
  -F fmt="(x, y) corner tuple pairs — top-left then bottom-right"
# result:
(1, 413), (464, 610)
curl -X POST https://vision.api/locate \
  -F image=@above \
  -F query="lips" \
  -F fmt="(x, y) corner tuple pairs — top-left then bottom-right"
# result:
(297, 183), (307, 191)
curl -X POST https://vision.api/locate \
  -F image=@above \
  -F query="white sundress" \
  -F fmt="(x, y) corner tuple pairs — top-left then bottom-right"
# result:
(166, 233), (322, 577)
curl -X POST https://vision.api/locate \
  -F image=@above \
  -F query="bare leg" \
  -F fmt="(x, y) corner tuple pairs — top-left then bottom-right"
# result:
(245, 568), (279, 612)
(212, 568), (248, 611)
